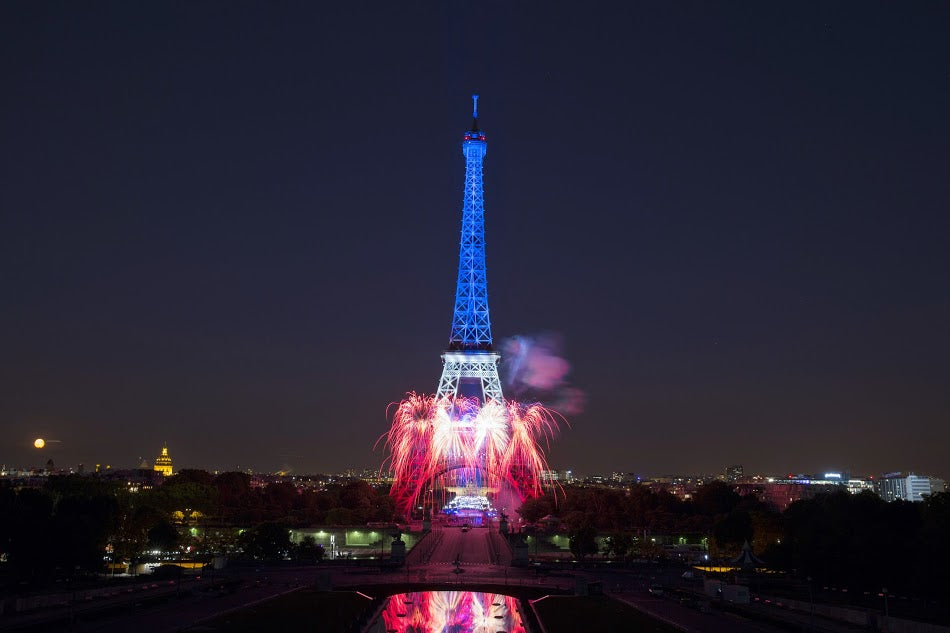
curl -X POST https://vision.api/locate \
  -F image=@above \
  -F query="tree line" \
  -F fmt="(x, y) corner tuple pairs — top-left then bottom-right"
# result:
(0, 470), (397, 587)
(517, 482), (950, 601)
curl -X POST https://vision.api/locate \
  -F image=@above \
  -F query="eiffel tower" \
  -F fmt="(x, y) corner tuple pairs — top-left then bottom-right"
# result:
(386, 96), (550, 524)
(435, 94), (504, 405)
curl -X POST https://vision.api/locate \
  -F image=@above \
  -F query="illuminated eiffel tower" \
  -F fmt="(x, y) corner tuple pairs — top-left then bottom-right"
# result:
(426, 95), (507, 522)
(435, 94), (504, 405)
(385, 96), (558, 525)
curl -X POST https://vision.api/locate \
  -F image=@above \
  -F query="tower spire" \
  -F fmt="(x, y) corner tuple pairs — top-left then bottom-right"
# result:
(436, 96), (503, 404)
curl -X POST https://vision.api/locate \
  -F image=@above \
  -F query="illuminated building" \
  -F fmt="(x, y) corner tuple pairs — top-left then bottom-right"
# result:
(877, 472), (941, 502)
(734, 471), (880, 510)
(436, 93), (502, 404)
(735, 481), (820, 512)
(153, 444), (173, 476)
(382, 97), (560, 522)
(724, 464), (744, 482)
(845, 477), (875, 495)
(434, 94), (503, 515)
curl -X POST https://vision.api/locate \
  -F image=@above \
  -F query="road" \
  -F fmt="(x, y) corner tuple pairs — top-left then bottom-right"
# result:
(426, 526), (494, 566)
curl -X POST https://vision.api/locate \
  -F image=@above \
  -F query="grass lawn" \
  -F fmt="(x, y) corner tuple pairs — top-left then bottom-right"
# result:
(188, 589), (375, 632)
(532, 595), (682, 633)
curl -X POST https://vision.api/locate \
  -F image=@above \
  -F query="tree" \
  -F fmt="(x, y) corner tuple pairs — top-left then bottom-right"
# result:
(624, 484), (658, 527)
(340, 480), (376, 523)
(602, 532), (633, 560)
(369, 493), (397, 523)
(6, 488), (56, 582)
(294, 535), (325, 563)
(147, 519), (180, 552)
(917, 492), (950, 599)
(0, 484), (14, 562)
(214, 471), (257, 523)
(263, 481), (298, 521)
(240, 522), (292, 561)
(691, 481), (741, 517)
(167, 469), (214, 487)
(517, 496), (553, 524)
(568, 523), (598, 560)
(53, 493), (119, 574)
(325, 507), (356, 525)
(749, 509), (783, 553)
(712, 510), (752, 557)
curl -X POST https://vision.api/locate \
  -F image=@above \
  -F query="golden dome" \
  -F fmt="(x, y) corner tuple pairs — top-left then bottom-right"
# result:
(153, 444), (173, 476)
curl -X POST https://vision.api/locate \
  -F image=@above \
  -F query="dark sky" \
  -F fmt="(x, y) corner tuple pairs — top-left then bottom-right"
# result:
(2, 2), (948, 479)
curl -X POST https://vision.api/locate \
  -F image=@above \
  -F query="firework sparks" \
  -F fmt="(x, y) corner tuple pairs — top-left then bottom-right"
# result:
(380, 392), (564, 517)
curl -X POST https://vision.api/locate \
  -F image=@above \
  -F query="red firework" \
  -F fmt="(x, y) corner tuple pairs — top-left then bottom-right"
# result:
(379, 392), (564, 517)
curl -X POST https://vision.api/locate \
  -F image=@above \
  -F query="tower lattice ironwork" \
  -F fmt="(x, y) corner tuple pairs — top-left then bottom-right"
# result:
(436, 94), (504, 405)
(384, 96), (558, 522)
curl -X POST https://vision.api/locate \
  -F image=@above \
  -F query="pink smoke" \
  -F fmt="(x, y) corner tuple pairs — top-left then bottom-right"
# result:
(502, 334), (585, 415)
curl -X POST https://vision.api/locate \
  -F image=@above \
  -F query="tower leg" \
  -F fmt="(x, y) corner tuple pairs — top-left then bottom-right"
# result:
(436, 351), (504, 403)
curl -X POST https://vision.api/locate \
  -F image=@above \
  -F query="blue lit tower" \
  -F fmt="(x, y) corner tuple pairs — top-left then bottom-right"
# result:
(435, 94), (504, 404)
(384, 97), (557, 521)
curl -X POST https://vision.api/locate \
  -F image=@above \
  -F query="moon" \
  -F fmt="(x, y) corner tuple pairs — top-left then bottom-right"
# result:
(34, 438), (46, 449)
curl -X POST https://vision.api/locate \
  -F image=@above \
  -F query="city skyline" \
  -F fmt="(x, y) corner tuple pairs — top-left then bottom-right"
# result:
(3, 3), (949, 479)
(6, 442), (945, 486)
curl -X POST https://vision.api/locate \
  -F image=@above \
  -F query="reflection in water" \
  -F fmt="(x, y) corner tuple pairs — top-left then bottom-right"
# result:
(381, 591), (526, 633)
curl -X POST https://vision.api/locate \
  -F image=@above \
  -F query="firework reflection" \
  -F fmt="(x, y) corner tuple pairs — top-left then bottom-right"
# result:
(380, 590), (526, 633)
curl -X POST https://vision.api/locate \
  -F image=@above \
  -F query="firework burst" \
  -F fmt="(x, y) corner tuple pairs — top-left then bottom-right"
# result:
(379, 392), (564, 517)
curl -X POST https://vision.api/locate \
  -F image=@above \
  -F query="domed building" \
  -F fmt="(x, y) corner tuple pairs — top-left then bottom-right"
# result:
(153, 444), (173, 476)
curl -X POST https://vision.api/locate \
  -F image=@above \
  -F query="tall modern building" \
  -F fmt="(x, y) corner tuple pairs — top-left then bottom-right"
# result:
(877, 472), (939, 502)
(724, 464), (744, 482)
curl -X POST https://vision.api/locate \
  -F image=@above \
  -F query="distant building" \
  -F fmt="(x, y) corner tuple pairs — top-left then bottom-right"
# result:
(153, 445), (173, 476)
(735, 481), (825, 512)
(846, 478), (875, 495)
(877, 473), (940, 502)
(724, 465), (744, 482)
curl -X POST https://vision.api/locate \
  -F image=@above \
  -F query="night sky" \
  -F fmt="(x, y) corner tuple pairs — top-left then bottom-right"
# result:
(2, 2), (948, 479)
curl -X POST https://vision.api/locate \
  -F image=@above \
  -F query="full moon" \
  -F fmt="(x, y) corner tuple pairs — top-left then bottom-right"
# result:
(34, 438), (45, 449)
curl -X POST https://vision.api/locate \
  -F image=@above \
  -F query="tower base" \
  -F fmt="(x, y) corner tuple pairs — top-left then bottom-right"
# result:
(435, 351), (504, 403)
